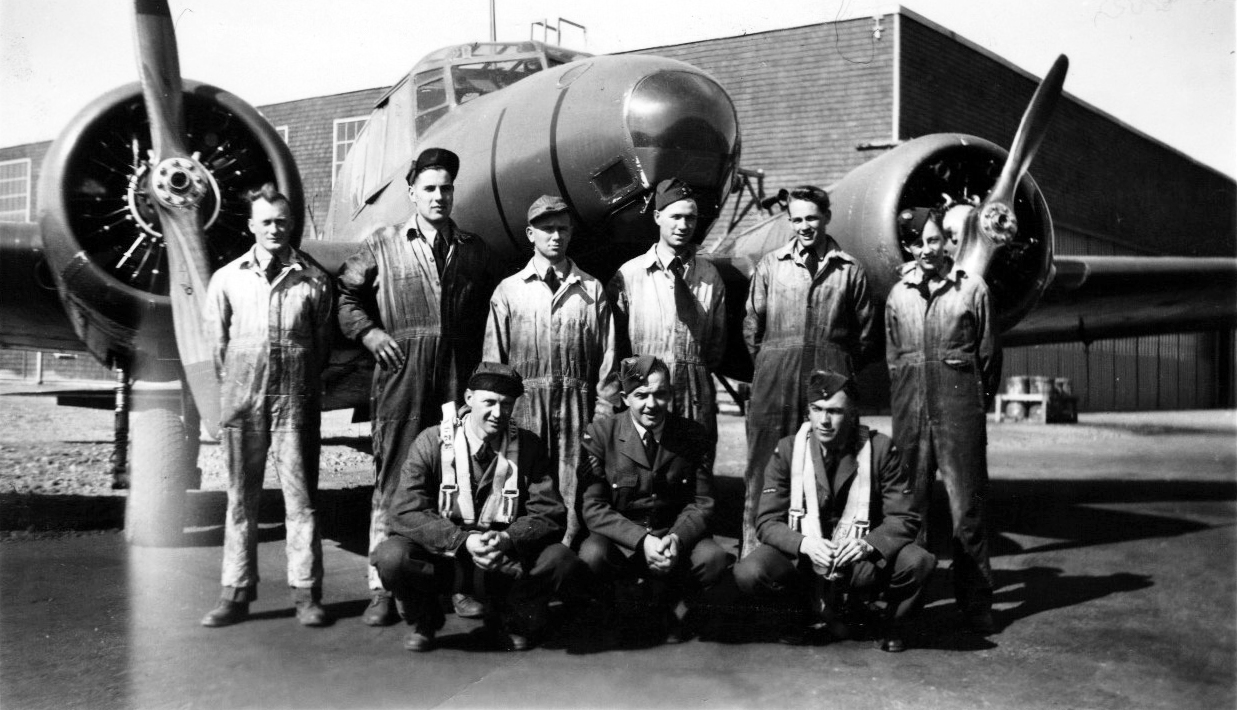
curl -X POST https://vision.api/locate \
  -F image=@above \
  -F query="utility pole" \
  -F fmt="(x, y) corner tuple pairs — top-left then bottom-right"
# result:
(489, 0), (496, 41)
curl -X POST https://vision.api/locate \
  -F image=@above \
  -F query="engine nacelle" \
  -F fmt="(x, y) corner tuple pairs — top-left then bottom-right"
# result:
(39, 80), (301, 380)
(828, 133), (1055, 333)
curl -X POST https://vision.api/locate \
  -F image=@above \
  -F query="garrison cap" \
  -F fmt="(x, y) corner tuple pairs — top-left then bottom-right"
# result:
(467, 362), (524, 398)
(897, 207), (939, 245)
(654, 178), (694, 211)
(527, 195), (570, 224)
(619, 355), (669, 394)
(805, 369), (860, 404)
(408, 147), (460, 183)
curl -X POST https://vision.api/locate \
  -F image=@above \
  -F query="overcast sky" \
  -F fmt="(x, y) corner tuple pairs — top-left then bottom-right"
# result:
(1, 0), (1233, 176)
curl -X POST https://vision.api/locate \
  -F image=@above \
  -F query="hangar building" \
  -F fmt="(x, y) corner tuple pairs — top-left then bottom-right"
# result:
(2, 8), (1232, 410)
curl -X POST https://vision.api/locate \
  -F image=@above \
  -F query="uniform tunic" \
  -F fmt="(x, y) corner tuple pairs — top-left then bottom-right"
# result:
(372, 418), (574, 634)
(205, 247), (333, 597)
(740, 237), (877, 556)
(734, 426), (934, 624)
(336, 219), (495, 590)
(607, 245), (727, 442)
(885, 262), (998, 601)
(484, 258), (615, 546)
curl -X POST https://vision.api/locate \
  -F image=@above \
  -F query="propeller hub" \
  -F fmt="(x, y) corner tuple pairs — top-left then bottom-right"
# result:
(978, 201), (1018, 245)
(151, 157), (209, 208)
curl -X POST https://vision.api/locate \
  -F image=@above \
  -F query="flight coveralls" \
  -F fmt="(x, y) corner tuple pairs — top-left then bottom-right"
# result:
(336, 219), (496, 591)
(372, 416), (581, 637)
(607, 245), (727, 444)
(484, 258), (615, 547)
(740, 237), (877, 556)
(885, 262), (998, 607)
(204, 247), (333, 600)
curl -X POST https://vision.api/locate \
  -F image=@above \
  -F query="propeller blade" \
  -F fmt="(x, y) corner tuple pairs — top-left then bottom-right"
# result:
(155, 196), (222, 433)
(989, 54), (1069, 205)
(132, 0), (222, 433)
(133, 0), (187, 160)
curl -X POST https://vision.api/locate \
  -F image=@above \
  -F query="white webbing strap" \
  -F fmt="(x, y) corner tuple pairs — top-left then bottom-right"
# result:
(439, 403), (521, 527)
(788, 423), (823, 539)
(789, 425), (874, 540)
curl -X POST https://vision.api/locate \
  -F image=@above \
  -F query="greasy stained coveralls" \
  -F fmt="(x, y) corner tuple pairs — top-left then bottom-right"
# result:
(484, 259), (614, 546)
(607, 245), (727, 443)
(885, 261), (998, 612)
(205, 246), (333, 601)
(741, 236), (877, 556)
(336, 219), (495, 593)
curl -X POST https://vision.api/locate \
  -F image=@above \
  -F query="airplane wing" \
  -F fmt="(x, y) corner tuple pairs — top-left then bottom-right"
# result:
(1003, 255), (1237, 347)
(0, 222), (83, 353)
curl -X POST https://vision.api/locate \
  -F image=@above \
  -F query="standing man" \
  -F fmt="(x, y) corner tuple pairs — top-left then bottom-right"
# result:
(741, 185), (878, 557)
(885, 207), (999, 634)
(733, 371), (934, 651)
(608, 178), (727, 443)
(337, 148), (496, 626)
(484, 195), (614, 546)
(577, 356), (728, 643)
(371, 363), (584, 652)
(201, 183), (334, 628)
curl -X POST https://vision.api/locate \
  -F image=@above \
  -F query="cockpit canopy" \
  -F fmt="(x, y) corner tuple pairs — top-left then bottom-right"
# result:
(338, 41), (591, 213)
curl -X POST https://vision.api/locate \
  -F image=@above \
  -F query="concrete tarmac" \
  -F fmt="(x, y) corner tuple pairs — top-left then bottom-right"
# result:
(2, 411), (1234, 710)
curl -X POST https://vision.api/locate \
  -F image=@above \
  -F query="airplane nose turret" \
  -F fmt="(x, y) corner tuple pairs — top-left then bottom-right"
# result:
(626, 70), (739, 221)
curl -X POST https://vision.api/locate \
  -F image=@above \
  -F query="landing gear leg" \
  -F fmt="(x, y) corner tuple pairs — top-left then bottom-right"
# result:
(110, 364), (131, 490)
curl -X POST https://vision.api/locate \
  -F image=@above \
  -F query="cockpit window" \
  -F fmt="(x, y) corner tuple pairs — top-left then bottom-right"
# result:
(450, 58), (544, 105)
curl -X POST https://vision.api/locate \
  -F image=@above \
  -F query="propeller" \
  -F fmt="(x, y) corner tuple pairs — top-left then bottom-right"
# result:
(955, 54), (1069, 280)
(133, 0), (222, 433)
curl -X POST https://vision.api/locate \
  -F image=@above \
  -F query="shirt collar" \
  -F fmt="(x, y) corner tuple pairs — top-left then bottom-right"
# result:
(643, 243), (695, 272)
(629, 414), (665, 442)
(775, 235), (852, 265)
(241, 246), (304, 271)
(899, 259), (964, 287)
(403, 217), (456, 245)
(519, 257), (579, 284)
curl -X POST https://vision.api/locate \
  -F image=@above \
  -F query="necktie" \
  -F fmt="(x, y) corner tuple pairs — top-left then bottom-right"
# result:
(804, 249), (819, 277)
(265, 258), (281, 284)
(475, 442), (495, 471)
(544, 267), (561, 294)
(668, 256), (698, 329)
(642, 430), (659, 467)
(432, 234), (449, 278)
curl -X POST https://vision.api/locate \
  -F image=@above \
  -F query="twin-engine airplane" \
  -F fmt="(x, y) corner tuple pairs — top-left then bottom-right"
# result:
(1, 1), (1233, 546)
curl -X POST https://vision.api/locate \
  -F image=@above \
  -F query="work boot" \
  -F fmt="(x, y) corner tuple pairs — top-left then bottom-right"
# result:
(484, 616), (535, 652)
(403, 623), (437, 652)
(293, 589), (328, 627)
(962, 605), (996, 635)
(362, 592), (397, 626)
(201, 600), (249, 628)
(452, 592), (486, 619)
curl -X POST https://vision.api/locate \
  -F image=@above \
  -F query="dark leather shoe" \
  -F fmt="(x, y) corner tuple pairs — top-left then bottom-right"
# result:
(452, 593), (486, 619)
(296, 600), (328, 627)
(403, 626), (436, 652)
(201, 600), (248, 628)
(362, 593), (396, 627)
(663, 611), (688, 644)
(876, 633), (907, 652)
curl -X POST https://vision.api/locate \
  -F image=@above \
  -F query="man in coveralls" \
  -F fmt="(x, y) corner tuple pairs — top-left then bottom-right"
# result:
(577, 355), (727, 644)
(201, 183), (334, 627)
(371, 363), (584, 652)
(741, 185), (878, 557)
(885, 207), (999, 634)
(484, 195), (614, 546)
(337, 148), (496, 626)
(733, 370), (934, 651)
(607, 179), (727, 444)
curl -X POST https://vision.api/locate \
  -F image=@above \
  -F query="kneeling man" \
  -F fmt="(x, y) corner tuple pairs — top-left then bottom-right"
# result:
(578, 355), (727, 642)
(372, 363), (582, 652)
(734, 370), (934, 651)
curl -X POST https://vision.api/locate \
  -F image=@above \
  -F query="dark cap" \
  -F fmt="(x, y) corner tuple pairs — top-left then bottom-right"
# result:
(467, 362), (524, 398)
(407, 147), (460, 183)
(527, 195), (570, 224)
(619, 355), (669, 394)
(897, 207), (939, 245)
(654, 178), (694, 211)
(805, 369), (859, 404)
